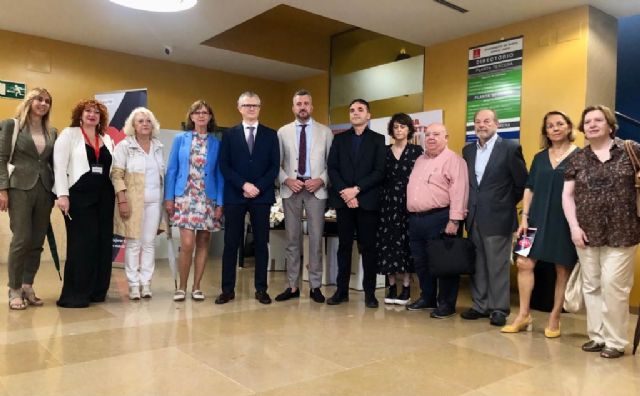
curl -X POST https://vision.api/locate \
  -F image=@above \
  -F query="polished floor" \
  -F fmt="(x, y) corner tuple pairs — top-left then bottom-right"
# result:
(1, 258), (639, 396)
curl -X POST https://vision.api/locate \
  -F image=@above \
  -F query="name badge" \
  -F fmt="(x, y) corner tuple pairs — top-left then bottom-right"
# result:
(91, 165), (103, 175)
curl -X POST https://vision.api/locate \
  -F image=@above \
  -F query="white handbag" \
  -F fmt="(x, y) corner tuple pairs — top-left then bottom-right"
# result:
(6, 118), (19, 177)
(563, 261), (583, 313)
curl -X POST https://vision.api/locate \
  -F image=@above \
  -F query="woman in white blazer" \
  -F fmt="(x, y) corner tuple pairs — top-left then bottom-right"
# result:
(53, 99), (115, 308)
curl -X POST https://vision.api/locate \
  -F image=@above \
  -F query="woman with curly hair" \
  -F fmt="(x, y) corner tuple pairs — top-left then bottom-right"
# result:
(53, 99), (115, 308)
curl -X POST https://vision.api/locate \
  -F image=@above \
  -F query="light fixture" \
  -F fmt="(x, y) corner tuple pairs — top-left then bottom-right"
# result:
(110, 0), (197, 13)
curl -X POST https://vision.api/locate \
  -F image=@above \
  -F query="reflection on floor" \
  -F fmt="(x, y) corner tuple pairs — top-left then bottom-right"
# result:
(1, 258), (639, 396)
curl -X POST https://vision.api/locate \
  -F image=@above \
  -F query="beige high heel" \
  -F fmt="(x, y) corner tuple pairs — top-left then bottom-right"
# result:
(500, 315), (533, 333)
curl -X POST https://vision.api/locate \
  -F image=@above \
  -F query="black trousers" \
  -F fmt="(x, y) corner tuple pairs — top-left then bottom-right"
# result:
(335, 207), (379, 296)
(409, 208), (460, 313)
(57, 180), (115, 308)
(221, 203), (271, 293)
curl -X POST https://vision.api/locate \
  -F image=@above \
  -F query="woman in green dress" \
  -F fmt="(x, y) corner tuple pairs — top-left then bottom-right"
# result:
(501, 111), (578, 337)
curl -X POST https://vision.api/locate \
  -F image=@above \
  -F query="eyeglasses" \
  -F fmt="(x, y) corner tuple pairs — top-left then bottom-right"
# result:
(240, 104), (261, 109)
(192, 111), (210, 116)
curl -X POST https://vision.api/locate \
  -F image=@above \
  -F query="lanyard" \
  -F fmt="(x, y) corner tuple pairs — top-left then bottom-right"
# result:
(80, 127), (100, 162)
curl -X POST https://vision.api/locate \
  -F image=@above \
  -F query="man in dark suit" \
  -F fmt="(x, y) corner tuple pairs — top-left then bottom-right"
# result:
(216, 91), (279, 305)
(326, 98), (385, 308)
(461, 109), (527, 326)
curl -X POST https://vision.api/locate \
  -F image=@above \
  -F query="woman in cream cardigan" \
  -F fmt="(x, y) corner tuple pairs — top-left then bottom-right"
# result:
(111, 107), (166, 300)
(54, 99), (115, 308)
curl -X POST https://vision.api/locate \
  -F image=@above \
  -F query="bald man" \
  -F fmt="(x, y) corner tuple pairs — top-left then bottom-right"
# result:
(405, 123), (469, 318)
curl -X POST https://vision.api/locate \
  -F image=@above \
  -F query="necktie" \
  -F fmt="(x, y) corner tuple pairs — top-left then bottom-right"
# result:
(247, 126), (255, 154)
(298, 124), (307, 175)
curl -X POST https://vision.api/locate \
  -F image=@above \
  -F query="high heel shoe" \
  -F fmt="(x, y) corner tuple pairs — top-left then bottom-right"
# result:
(500, 315), (533, 333)
(22, 287), (44, 306)
(544, 324), (561, 338)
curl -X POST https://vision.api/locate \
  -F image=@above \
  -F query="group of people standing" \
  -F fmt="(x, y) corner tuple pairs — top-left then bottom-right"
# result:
(1, 87), (638, 358)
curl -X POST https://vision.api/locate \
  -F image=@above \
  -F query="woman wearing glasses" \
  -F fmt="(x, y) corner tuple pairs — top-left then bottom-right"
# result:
(563, 105), (640, 358)
(164, 100), (224, 302)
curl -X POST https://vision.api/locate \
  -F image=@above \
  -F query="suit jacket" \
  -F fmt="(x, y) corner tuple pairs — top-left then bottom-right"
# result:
(462, 135), (527, 236)
(327, 127), (385, 211)
(0, 118), (55, 191)
(219, 123), (279, 205)
(277, 119), (333, 199)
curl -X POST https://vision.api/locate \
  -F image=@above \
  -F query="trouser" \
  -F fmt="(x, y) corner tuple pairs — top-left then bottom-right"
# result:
(283, 190), (326, 289)
(7, 181), (54, 289)
(335, 207), (378, 296)
(221, 203), (271, 293)
(468, 221), (512, 315)
(409, 208), (460, 312)
(577, 245), (637, 350)
(125, 201), (162, 287)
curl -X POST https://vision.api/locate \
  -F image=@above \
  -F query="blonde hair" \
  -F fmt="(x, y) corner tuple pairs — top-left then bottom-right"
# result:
(122, 107), (160, 137)
(15, 88), (52, 133)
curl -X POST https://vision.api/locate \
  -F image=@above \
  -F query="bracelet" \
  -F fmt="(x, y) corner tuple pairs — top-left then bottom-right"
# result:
(118, 201), (128, 205)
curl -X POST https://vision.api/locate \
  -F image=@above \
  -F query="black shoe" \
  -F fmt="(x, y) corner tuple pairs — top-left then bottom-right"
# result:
(326, 291), (349, 305)
(309, 288), (325, 303)
(406, 297), (437, 311)
(214, 291), (235, 304)
(460, 308), (490, 320)
(489, 311), (507, 326)
(582, 340), (606, 352)
(365, 294), (379, 308)
(275, 288), (300, 302)
(431, 308), (456, 319)
(395, 286), (411, 306)
(383, 285), (397, 305)
(255, 290), (272, 304)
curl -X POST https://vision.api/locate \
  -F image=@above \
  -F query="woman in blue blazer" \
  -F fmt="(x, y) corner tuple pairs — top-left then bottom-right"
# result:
(164, 100), (224, 302)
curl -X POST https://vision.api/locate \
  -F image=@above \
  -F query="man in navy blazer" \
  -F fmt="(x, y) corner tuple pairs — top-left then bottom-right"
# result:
(461, 109), (527, 326)
(326, 99), (385, 308)
(216, 91), (279, 305)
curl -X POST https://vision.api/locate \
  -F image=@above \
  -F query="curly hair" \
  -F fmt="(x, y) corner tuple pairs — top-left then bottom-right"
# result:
(122, 107), (160, 137)
(184, 100), (216, 132)
(15, 87), (53, 132)
(70, 99), (109, 135)
(387, 112), (415, 140)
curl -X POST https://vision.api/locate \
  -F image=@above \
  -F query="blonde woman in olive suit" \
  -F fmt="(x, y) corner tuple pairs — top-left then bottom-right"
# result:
(111, 107), (167, 300)
(0, 88), (56, 310)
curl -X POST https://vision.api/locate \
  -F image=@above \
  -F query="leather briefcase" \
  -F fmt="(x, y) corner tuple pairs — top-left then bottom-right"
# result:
(426, 235), (476, 277)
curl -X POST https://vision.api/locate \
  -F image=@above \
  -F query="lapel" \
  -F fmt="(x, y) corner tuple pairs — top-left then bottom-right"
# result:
(235, 124), (252, 156)
(480, 136), (502, 186)
(18, 125), (41, 159)
(466, 143), (478, 189)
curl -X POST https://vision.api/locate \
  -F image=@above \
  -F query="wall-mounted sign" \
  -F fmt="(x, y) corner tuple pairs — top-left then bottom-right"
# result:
(466, 36), (523, 142)
(0, 80), (26, 99)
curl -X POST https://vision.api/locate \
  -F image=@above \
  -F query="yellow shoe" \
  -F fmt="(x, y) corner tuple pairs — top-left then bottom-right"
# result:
(500, 315), (533, 333)
(544, 324), (561, 338)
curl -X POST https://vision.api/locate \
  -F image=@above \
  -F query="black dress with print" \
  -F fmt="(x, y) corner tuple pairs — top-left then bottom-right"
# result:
(57, 144), (115, 308)
(376, 144), (423, 275)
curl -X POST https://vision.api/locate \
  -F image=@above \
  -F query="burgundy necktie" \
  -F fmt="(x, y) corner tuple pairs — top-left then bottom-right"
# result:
(247, 126), (255, 154)
(298, 124), (307, 175)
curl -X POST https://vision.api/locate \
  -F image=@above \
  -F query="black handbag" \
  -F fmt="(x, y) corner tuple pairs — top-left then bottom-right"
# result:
(425, 235), (476, 277)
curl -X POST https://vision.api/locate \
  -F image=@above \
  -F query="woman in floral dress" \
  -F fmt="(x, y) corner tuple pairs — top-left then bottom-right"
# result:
(164, 100), (224, 301)
(376, 113), (423, 305)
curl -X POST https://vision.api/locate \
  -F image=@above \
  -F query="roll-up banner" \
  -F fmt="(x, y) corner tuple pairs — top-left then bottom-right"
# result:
(95, 88), (148, 145)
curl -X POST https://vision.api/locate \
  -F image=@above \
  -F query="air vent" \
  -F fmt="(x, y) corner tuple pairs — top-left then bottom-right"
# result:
(433, 0), (468, 14)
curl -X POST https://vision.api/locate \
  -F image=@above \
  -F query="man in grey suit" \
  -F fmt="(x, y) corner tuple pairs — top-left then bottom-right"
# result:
(461, 109), (527, 326)
(275, 90), (333, 303)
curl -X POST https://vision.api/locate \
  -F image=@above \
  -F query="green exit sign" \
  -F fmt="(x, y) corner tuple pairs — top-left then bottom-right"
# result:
(0, 80), (26, 99)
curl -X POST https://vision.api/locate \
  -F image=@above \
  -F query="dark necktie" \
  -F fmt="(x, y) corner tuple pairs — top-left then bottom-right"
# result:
(298, 124), (307, 175)
(247, 126), (255, 154)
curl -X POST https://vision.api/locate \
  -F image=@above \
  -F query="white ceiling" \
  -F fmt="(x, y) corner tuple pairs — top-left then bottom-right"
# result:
(0, 0), (638, 82)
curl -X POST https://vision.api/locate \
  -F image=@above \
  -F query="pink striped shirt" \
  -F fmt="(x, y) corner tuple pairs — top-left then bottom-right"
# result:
(406, 147), (469, 220)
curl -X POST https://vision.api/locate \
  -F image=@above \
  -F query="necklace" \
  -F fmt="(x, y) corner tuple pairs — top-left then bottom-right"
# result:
(550, 145), (573, 163)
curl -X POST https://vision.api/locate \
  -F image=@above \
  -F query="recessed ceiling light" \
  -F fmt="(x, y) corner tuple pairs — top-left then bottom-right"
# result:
(110, 0), (197, 13)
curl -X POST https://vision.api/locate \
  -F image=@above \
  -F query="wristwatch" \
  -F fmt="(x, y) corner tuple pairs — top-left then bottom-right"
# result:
(449, 219), (460, 225)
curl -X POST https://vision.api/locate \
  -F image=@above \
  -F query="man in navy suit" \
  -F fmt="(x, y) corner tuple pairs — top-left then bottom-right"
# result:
(326, 99), (385, 308)
(461, 109), (527, 326)
(216, 91), (279, 305)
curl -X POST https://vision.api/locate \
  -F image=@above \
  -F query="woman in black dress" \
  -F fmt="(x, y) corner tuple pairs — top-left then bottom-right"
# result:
(501, 111), (578, 336)
(53, 99), (115, 308)
(376, 113), (423, 305)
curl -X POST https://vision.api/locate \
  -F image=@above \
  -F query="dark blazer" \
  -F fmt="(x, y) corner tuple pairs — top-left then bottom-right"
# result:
(327, 127), (385, 211)
(0, 118), (55, 191)
(219, 123), (279, 205)
(462, 135), (527, 236)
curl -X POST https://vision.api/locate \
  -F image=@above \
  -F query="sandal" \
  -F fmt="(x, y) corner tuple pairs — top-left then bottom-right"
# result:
(8, 289), (27, 310)
(191, 290), (205, 301)
(173, 289), (186, 302)
(600, 347), (624, 359)
(22, 287), (44, 306)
